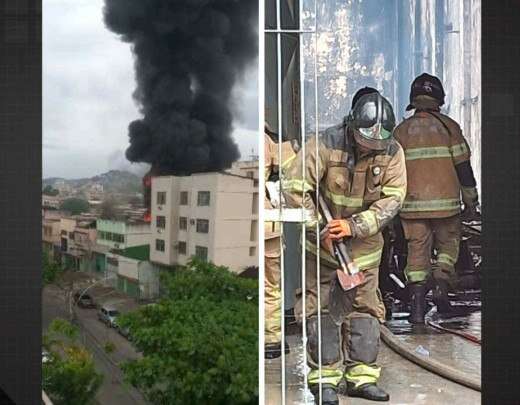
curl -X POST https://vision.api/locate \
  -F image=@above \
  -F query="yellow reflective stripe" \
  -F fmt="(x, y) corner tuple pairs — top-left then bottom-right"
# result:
(345, 364), (381, 387)
(402, 198), (461, 212)
(404, 146), (451, 161)
(308, 368), (344, 386)
(404, 267), (429, 283)
(305, 240), (382, 271)
(450, 142), (469, 157)
(355, 210), (378, 235)
(381, 185), (406, 201)
(282, 179), (314, 193)
(305, 240), (338, 266)
(281, 154), (297, 170)
(355, 248), (383, 270)
(437, 253), (457, 266)
(324, 189), (364, 208)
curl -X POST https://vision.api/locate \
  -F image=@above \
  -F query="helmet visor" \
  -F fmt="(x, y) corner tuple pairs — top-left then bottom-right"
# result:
(357, 122), (393, 141)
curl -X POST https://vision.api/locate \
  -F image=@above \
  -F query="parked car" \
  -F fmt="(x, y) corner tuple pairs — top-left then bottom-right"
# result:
(97, 304), (120, 328)
(73, 291), (96, 309)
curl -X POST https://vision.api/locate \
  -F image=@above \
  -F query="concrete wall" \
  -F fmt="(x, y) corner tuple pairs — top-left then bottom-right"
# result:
(150, 172), (259, 273)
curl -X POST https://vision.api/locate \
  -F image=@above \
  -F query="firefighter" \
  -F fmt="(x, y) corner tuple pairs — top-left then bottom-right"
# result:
(283, 89), (407, 403)
(264, 123), (297, 359)
(393, 73), (480, 324)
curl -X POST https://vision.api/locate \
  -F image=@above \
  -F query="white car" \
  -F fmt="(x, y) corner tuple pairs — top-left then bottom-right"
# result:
(97, 304), (120, 328)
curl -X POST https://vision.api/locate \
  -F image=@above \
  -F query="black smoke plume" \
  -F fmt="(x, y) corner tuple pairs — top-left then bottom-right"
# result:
(103, 0), (257, 175)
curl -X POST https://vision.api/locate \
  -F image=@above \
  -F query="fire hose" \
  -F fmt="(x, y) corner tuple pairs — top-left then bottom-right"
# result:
(380, 325), (481, 391)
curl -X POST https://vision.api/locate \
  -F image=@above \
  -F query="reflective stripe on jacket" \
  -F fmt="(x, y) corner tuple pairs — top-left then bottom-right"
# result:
(394, 111), (471, 219)
(282, 124), (407, 268)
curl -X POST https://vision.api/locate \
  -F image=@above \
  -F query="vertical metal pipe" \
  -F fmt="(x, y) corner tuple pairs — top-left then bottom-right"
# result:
(275, 1), (286, 404)
(313, 1), (322, 403)
(298, 0), (308, 402)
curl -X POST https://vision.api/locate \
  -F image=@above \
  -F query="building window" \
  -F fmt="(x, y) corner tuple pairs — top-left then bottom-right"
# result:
(179, 216), (187, 230)
(196, 219), (209, 234)
(195, 246), (208, 261)
(178, 241), (187, 255)
(180, 191), (189, 205)
(157, 191), (166, 205)
(114, 234), (125, 243)
(197, 191), (210, 206)
(249, 246), (256, 256)
(246, 170), (254, 179)
(156, 239), (165, 252)
(156, 215), (166, 229)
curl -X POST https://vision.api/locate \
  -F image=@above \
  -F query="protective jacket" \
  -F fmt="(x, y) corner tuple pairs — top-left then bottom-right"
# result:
(394, 110), (473, 219)
(282, 123), (407, 271)
(264, 133), (296, 239)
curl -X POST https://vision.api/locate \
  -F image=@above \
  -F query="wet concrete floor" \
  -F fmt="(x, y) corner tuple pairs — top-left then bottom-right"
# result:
(265, 334), (481, 404)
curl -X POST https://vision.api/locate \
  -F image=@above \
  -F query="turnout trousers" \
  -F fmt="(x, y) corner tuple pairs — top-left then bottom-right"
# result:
(294, 251), (386, 389)
(265, 237), (282, 344)
(401, 215), (461, 285)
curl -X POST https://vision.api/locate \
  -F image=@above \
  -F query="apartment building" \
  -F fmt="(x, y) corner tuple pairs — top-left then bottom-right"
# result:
(150, 171), (258, 273)
(96, 219), (151, 250)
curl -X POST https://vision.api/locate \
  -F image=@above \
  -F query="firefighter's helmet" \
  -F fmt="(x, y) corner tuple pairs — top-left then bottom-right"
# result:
(349, 92), (396, 151)
(406, 73), (445, 110)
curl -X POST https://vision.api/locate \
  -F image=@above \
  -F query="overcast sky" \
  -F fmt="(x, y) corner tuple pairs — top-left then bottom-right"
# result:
(43, 0), (258, 179)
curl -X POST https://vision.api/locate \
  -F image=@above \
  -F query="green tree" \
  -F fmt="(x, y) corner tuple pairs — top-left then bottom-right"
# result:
(60, 198), (90, 215)
(43, 251), (64, 285)
(118, 259), (258, 404)
(43, 319), (103, 405)
(43, 185), (60, 196)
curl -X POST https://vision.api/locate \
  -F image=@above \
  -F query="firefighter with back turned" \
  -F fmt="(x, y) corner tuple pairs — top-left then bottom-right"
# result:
(393, 73), (480, 324)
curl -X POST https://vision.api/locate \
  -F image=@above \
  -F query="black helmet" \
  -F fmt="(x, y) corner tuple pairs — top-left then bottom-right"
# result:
(351, 86), (378, 109)
(406, 73), (445, 110)
(349, 92), (396, 151)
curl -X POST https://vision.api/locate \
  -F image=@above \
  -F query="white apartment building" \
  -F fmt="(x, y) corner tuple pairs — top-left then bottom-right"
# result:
(96, 219), (151, 250)
(150, 172), (258, 273)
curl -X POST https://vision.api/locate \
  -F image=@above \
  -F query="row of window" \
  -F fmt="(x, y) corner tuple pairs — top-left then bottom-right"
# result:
(156, 191), (211, 207)
(155, 239), (208, 261)
(156, 216), (210, 234)
(98, 231), (125, 243)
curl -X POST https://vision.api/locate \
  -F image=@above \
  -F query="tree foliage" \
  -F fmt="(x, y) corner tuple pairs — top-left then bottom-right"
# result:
(43, 251), (64, 285)
(118, 259), (258, 404)
(43, 319), (103, 405)
(43, 185), (60, 196)
(60, 198), (90, 215)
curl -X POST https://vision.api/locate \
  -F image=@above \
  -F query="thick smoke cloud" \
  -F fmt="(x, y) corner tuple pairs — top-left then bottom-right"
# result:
(103, 0), (257, 175)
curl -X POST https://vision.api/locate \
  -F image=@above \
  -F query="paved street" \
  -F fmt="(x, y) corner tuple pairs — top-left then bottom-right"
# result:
(42, 284), (148, 405)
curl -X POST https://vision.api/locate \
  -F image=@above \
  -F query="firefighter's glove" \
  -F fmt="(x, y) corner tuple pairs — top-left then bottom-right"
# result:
(320, 227), (335, 256)
(265, 181), (281, 208)
(327, 219), (352, 240)
(461, 203), (481, 223)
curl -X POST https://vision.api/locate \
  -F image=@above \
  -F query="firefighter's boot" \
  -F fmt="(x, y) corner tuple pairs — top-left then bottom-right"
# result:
(346, 382), (389, 402)
(264, 341), (290, 359)
(310, 384), (339, 405)
(432, 279), (452, 314)
(408, 283), (427, 324)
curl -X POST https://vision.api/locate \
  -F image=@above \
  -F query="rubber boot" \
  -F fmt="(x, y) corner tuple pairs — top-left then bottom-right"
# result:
(432, 279), (452, 314)
(310, 383), (339, 405)
(408, 283), (427, 324)
(346, 382), (389, 402)
(264, 341), (290, 359)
